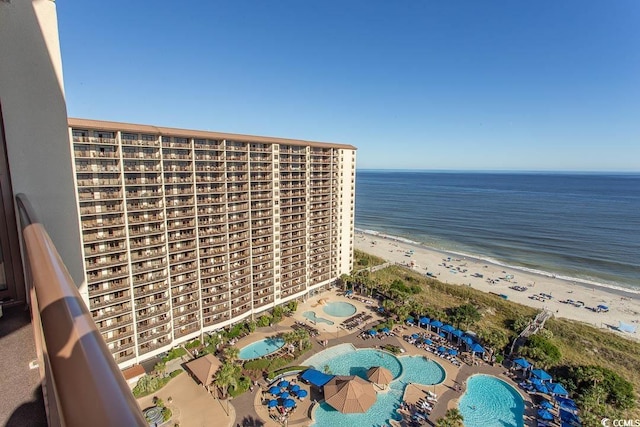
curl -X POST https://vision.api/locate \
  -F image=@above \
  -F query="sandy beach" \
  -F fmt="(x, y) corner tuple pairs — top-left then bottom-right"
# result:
(355, 230), (640, 341)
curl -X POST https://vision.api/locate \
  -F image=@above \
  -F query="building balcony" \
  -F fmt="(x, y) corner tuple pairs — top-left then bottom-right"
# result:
(138, 339), (171, 356)
(136, 304), (171, 321)
(136, 315), (170, 333)
(88, 279), (130, 297)
(91, 304), (133, 322)
(96, 315), (134, 333)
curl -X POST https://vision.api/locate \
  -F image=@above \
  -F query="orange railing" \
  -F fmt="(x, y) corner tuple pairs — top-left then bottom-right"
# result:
(16, 194), (146, 427)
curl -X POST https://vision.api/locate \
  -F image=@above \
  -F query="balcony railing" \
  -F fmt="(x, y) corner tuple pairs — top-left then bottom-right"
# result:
(16, 194), (146, 426)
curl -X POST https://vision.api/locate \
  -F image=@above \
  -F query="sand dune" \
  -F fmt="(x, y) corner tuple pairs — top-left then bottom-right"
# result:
(355, 230), (640, 341)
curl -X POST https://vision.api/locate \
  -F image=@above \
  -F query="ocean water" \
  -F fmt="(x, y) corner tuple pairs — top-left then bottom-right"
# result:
(355, 171), (640, 292)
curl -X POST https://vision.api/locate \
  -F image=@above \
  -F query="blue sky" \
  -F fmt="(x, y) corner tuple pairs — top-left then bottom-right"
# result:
(58, 1), (640, 171)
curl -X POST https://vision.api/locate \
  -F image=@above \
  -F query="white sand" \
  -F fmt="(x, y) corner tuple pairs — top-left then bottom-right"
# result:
(355, 230), (640, 341)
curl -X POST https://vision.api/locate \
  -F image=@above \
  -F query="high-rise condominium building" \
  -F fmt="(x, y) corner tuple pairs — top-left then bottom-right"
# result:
(68, 118), (356, 368)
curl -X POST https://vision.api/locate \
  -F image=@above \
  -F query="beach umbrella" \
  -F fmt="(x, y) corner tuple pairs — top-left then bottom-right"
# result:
(381, 327), (390, 334)
(540, 400), (553, 409)
(560, 409), (581, 425)
(367, 366), (394, 387)
(419, 317), (431, 326)
(378, 307), (385, 313)
(531, 378), (544, 387)
(423, 338), (433, 345)
(437, 346), (446, 353)
(531, 369), (552, 381)
(411, 333), (420, 339)
(451, 329), (464, 338)
(369, 329), (378, 336)
(406, 316), (415, 323)
(282, 398), (296, 408)
(324, 375), (376, 413)
(430, 320), (444, 329)
(438, 332), (446, 338)
(267, 400), (278, 408)
(547, 382), (569, 396)
(461, 336), (474, 346)
(290, 384), (301, 393)
(278, 380), (290, 388)
(448, 348), (458, 356)
(513, 357), (531, 369)
(537, 409), (554, 421)
(555, 397), (578, 412)
(345, 290), (353, 295)
(280, 391), (290, 399)
(470, 343), (485, 354)
(533, 382), (549, 393)
(296, 389), (308, 398)
(269, 386), (281, 395)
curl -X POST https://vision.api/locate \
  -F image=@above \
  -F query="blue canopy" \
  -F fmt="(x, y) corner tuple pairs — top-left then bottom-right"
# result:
(437, 346), (446, 353)
(424, 338), (433, 345)
(441, 324), (455, 333)
(280, 391), (290, 399)
(411, 333), (420, 339)
(430, 320), (444, 328)
(290, 384), (300, 392)
(278, 380), (290, 388)
(345, 290), (353, 295)
(448, 348), (458, 356)
(538, 409), (554, 421)
(406, 316), (415, 323)
(269, 386), (281, 395)
(461, 336), (474, 346)
(534, 382), (549, 393)
(381, 327), (390, 333)
(531, 369), (552, 381)
(531, 378), (544, 387)
(268, 399), (278, 408)
(560, 409), (581, 426)
(296, 389), (308, 398)
(301, 369), (334, 387)
(282, 398), (296, 408)
(471, 343), (485, 353)
(438, 332), (447, 338)
(369, 329), (378, 335)
(597, 304), (608, 310)
(547, 382), (569, 396)
(513, 357), (531, 369)
(451, 329), (464, 337)
(555, 396), (577, 411)
(419, 317), (431, 325)
(378, 307), (385, 313)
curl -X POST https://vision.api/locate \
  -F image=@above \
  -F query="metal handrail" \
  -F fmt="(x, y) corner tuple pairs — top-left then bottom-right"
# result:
(16, 193), (146, 427)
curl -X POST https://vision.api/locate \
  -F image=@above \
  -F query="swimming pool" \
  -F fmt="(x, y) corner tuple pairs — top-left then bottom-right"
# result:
(322, 301), (357, 317)
(307, 346), (446, 426)
(458, 374), (524, 427)
(238, 337), (285, 360)
(303, 311), (335, 325)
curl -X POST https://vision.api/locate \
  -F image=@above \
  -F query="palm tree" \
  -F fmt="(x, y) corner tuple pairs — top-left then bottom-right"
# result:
(213, 362), (239, 398)
(294, 327), (310, 350)
(222, 345), (239, 364)
(436, 408), (464, 427)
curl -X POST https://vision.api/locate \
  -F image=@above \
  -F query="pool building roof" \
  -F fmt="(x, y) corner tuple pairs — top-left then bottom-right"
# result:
(301, 369), (334, 387)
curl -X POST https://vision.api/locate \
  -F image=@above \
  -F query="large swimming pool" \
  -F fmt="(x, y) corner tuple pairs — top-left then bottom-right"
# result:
(303, 311), (335, 325)
(458, 374), (524, 427)
(238, 337), (285, 360)
(322, 301), (357, 317)
(306, 345), (446, 426)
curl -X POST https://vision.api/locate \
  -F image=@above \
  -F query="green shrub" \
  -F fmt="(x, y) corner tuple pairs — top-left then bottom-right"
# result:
(226, 323), (246, 339)
(257, 315), (272, 328)
(185, 340), (201, 349)
(162, 407), (172, 422)
(244, 358), (271, 371)
(268, 366), (309, 380)
(228, 376), (251, 397)
(169, 370), (183, 378)
(162, 347), (187, 362)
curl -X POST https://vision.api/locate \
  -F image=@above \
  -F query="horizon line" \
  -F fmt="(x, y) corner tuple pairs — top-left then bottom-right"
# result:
(356, 168), (640, 174)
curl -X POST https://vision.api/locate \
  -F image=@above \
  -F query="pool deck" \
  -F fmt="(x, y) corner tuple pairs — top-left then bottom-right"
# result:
(232, 289), (536, 426)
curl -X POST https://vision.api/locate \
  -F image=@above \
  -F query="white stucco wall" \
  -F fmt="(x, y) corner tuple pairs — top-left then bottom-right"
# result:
(0, 0), (84, 287)
(337, 149), (356, 275)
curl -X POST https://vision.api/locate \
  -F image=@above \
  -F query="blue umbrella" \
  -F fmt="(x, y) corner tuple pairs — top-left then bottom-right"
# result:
(531, 369), (552, 381)
(512, 357), (531, 369)
(534, 382), (549, 393)
(547, 382), (569, 396)
(438, 332), (446, 338)
(267, 399), (278, 408)
(531, 378), (544, 387)
(448, 348), (458, 356)
(437, 346), (446, 353)
(471, 343), (485, 353)
(296, 389), (308, 398)
(430, 320), (444, 328)
(411, 333), (420, 339)
(381, 327), (390, 334)
(269, 386), (281, 395)
(538, 409), (554, 421)
(540, 400), (553, 409)
(555, 396), (578, 411)
(278, 380), (290, 388)
(406, 316), (415, 323)
(345, 290), (353, 295)
(451, 329), (464, 337)
(369, 329), (378, 335)
(280, 391), (290, 399)
(423, 338), (433, 345)
(461, 336), (474, 346)
(441, 324), (455, 333)
(419, 317), (431, 325)
(378, 306), (385, 313)
(282, 398), (296, 408)
(290, 384), (301, 393)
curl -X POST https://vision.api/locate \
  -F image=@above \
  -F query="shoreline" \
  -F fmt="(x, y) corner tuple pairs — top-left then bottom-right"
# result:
(355, 229), (640, 341)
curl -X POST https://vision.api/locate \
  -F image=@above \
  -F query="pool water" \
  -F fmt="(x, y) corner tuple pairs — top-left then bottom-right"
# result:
(458, 374), (524, 427)
(303, 311), (335, 325)
(308, 347), (446, 426)
(238, 337), (285, 360)
(322, 301), (357, 317)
